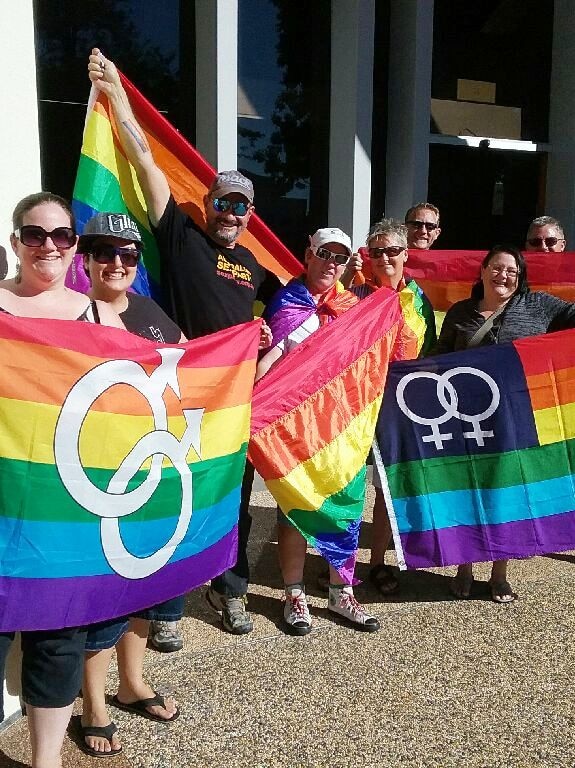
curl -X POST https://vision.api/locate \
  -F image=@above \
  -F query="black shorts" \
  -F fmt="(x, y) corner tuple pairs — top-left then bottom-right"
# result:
(0, 627), (87, 713)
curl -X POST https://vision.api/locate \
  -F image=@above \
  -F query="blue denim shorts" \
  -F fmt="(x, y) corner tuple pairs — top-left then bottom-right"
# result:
(85, 594), (185, 651)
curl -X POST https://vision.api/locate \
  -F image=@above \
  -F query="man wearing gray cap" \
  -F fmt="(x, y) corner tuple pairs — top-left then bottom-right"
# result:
(88, 49), (276, 641)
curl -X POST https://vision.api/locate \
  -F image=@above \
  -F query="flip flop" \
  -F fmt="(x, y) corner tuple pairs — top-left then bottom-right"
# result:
(450, 573), (474, 599)
(111, 692), (180, 723)
(369, 564), (400, 595)
(80, 721), (122, 758)
(488, 579), (517, 604)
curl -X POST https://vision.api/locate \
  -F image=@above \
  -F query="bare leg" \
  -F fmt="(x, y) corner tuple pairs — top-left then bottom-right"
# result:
(369, 488), (392, 567)
(451, 563), (474, 598)
(278, 525), (308, 585)
(81, 647), (120, 754)
(27, 703), (73, 768)
(489, 560), (516, 603)
(115, 618), (177, 719)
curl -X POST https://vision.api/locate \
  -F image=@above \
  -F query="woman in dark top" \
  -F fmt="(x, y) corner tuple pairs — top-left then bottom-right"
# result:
(435, 244), (575, 603)
(78, 213), (184, 757)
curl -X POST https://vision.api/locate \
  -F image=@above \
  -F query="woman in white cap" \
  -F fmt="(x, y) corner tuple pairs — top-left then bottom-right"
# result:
(256, 228), (380, 636)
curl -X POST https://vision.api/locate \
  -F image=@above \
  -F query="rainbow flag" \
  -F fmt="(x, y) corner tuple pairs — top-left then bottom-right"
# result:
(71, 75), (303, 297)
(376, 329), (575, 569)
(406, 249), (575, 311)
(0, 315), (260, 631)
(249, 289), (403, 583)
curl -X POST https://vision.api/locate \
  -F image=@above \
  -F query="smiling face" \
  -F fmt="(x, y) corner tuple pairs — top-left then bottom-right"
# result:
(83, 236), (139, 300)
(203, 193), (254, 247)
(11, 202), (77, 288)
(405, 207), (441, 250)
(304, 241), (348, 297)
(481, 250), (520, 303)
(367, 233), (408, 289)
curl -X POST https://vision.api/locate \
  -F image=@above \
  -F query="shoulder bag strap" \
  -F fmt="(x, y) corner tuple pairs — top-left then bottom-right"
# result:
(466, 302), (508, 349)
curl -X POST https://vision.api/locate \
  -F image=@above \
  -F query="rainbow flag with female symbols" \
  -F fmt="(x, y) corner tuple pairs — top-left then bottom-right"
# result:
(0, 315), (260, 631)
(375, 329), (575, 569)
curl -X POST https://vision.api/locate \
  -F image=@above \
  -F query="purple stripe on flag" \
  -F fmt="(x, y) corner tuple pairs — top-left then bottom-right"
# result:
(0, 527), (237, 632)
(399, 511), (575, 569)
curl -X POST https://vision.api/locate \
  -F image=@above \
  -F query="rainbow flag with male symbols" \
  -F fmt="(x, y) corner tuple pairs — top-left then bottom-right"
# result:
(0, 315), (260, 631)
(70, 74), (303, 298)
(376, 329), (575, 569)
(250, 289), (403, 583)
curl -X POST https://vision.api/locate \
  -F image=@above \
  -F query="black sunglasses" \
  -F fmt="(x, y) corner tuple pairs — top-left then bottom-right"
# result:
(314, 246), (350, 266)
(527, 237), (564, 249)
(212, 198), (250, 216)
(15, 225), (76, 249)
(90, 244), (142, 267)
(368, 246), (405, 259)
(405, 220), (438, 232)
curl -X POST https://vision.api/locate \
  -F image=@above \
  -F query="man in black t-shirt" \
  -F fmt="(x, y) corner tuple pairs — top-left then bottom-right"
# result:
(88, 49), (274, 642)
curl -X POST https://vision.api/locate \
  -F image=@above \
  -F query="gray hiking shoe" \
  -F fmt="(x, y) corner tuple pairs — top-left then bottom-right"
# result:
(149, 620), (184, 652)
(205, 587), (253, 635)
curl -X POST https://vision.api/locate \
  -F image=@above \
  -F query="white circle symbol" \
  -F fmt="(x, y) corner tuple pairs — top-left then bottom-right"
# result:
(396, 366), (500, 450)
(54, 348), (203, 579)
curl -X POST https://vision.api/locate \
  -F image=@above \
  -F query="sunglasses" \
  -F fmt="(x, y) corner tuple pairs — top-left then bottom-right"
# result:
(368, 246), (405, 259)
(90, 245), (142, 267)
(15, 225), (76, 249)
(212, 198), (250, 216)
(313, 246), (350, 266)
(527, 237), (564, 249)
(405, 220), (438, 232)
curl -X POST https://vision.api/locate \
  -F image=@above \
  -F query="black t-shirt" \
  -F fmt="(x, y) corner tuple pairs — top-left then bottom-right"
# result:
(152, 196), (279, 338)
(121, 292), (182, 343)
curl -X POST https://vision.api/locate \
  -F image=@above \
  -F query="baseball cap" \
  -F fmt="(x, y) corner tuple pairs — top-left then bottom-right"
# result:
(78, 213), (142, 251)
(209, 170), (254, 203)
(309, 227), (352, 256)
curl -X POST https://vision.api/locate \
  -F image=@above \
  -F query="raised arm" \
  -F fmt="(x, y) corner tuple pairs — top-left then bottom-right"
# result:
(88, 48), (170, 227)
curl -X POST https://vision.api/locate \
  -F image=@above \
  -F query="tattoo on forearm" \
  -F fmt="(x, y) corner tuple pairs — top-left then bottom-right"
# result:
(122, 120), (150, 153)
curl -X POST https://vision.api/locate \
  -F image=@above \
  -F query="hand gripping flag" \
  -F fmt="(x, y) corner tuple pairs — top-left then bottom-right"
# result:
(249, 289), (404, 583)
(71, 75), (303, 297)
(375, 329), (575, 569)
(0, 315), (261, 631)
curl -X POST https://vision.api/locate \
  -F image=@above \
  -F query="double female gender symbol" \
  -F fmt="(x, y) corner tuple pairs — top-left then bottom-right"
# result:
(395, 366), (500, 450)
(54, 348), (203, 579)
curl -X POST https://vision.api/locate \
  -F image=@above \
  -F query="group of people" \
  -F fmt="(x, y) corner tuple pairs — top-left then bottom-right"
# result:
(0, 46), (574, 768)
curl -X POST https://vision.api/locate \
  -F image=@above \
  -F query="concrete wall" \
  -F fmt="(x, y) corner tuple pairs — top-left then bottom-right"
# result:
(0, 0), (41, 723)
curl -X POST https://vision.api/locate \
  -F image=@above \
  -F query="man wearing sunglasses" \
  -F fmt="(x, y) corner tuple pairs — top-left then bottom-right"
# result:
(525, 216), (566, 253)
(404, 202), (441, 250)
(88, 50), (278, 640)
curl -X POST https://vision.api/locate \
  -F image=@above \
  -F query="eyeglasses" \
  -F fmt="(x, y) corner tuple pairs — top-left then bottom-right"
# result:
(368, 246), (405, 259)
(405, 220), (438, 232)
(90, 244), (142, 267)
(313, 246), (350, 266)
(212, 198), (250, 216)
(15, 225), (76, 249)
(489, 266), (518, 278)
(527, 237), (564, 249)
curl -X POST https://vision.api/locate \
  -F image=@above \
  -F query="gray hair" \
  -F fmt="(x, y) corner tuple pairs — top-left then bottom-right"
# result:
(366, 218), (408, 248)
(527, 215), (564, 238)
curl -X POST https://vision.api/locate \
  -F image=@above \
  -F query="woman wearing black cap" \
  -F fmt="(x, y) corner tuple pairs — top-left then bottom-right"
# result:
(78, 212), (185, 757)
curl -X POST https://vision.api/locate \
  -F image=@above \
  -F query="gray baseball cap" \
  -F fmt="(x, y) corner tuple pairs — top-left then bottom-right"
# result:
(208, 170), (254, 203)
(78, 212), (142, 251)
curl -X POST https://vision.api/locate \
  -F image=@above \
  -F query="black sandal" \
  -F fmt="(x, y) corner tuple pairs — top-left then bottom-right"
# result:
(369, 564), (399, 595)
(80, 722), (122, 758)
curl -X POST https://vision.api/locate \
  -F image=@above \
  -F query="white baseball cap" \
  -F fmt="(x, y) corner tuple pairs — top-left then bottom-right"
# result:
(309, 227), (352, 256)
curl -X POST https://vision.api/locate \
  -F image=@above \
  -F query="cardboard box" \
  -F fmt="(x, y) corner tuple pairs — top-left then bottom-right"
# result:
(431, 99), (521, 139)
(457, 79), (496, 104)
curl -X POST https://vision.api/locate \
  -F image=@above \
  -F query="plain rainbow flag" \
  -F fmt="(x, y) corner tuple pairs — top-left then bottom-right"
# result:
(249, 289), (404, 583)
(375, 329), (575, 569)
(406, 249), (575, 311)
(0, 315), (261, 631)
(71, 73), (303, 297)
